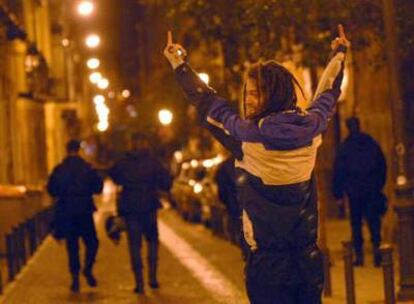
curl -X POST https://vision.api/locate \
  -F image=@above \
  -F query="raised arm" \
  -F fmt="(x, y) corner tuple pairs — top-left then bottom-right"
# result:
(312, 24), (350, 100)
(163, 31), (261, 158)
(305, 25), (350, 134)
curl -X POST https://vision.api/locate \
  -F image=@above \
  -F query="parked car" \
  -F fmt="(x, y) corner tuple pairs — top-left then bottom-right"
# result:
(171, 155), (224, 226)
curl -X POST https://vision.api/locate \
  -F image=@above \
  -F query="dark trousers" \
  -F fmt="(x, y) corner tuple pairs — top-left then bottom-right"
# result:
(227, 214), (241, 244)
(125, 212), (159, 282)
(245, 245), (323, 304)
(65, 214), (99, 275)
(349, 196), (382, 253)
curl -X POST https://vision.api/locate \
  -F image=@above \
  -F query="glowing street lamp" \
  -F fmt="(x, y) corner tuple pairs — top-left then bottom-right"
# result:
(96, 104), (109, 119)
(62, 38), (70, 47)
(93, 94), (105, 105)
(97, 120), (109, 132)
(87, 58), (100, 69)
(85, 34), (100, 48)
(193, 183), (203, 194)
(108, 91), (115, 98)
(77, 1), (94, 16)
(121, 89), (131, 98)
(97, 78), (109, 89)
(198, 73), (210, 85)
(174, 151), (183, 162)
(158, 109), (173, 125)
(89, 72), (102, 84)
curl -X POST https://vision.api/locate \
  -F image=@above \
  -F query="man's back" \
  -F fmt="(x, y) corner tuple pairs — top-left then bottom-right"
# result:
(48, 156), (103, 215)
(334, 132), (386, 196)
(110, 150), (171, 215)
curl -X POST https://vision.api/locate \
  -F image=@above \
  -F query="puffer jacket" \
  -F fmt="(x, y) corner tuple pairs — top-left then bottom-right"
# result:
(173, 45), (346, 301)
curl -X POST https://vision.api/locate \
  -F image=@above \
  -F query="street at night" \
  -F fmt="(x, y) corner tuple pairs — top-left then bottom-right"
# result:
(1, 0), (414, 303)
(0, 182), (388, 303)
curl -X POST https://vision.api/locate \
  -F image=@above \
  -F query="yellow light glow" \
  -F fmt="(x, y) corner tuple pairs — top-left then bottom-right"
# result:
(85, 34), (100, 48)
(93, 95), (105, 105)
(97, 78), (109, 89)
(62, 39), (70, 47)
(174, 151), (183, 162)
(214, 154), (224, 165)
(77, 1), (94, 16)
(87, 58), (100, 69)
(202, 159), (214, 168)
(96, 104), (109, 119)
(193, 183), (203, 194)
(198, 73), (210, 85)
(97, 121), (109, 132)
(89, 72), (102, 84)
(158, 109), (173, 125)
(190, 159), (198, 168)
(122, 89), (131, 98)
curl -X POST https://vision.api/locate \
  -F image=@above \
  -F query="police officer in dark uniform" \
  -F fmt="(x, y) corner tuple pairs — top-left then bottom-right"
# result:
(109, 133), (171, 294)
(47, 140), (103, 292)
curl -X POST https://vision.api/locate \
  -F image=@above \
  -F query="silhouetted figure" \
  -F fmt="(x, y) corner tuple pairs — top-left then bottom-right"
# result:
(47, 140), (103, 292)
(109, 133), (172, 294)
(333, 117), (387, 267)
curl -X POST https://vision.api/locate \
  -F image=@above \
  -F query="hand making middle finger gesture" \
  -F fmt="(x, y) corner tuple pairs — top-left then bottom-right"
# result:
(331, 24), (351, 51)
(164, 31), (187, 69)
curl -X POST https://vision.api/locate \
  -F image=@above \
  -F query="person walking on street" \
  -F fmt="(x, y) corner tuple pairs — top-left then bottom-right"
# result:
(109, 133), (172, 294)
(164, 25), (349, 304)
(333, 117), (387, 267)
(47, 140), (103, 292)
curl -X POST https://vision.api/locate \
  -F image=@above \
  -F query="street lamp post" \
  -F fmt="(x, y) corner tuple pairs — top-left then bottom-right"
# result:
(382, 0), (414, 300)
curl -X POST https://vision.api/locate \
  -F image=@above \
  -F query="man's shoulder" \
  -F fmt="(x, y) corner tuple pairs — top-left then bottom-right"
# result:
(61, 156), (95, 171)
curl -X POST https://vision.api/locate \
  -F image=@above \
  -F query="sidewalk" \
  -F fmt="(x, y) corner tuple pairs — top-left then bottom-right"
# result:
(0, 191), (247, 304)
(0, 187), (410, 303)
(324, 220), (389, 304)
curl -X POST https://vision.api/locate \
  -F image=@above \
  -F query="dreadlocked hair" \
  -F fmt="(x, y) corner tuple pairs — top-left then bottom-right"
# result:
(245, 60), (305, 120)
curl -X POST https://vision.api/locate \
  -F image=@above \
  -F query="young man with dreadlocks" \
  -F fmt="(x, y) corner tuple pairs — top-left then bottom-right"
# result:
(164, 26), (349, 303)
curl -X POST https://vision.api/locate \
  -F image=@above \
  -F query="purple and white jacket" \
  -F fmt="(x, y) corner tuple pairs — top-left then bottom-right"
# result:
(175, 47), (346, 187)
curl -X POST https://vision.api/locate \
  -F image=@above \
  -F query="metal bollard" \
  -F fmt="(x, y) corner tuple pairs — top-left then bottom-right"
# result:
(38, 212), (44, 242)
(322, 247), (333, 297)
(12, 227), (21, 274)
(6, 233), (15, 281)
(16, 225), (23, 268)
(27, 219), (35, 256)
(0, 263), (3, 294)
(38, 212), (44, 241)
(31, 218), (37, 253)
(18, 223), (26, 265)
(34, 214), (40, 248)
(380, 245), (395, 304)
(342, 241), (356, 304)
